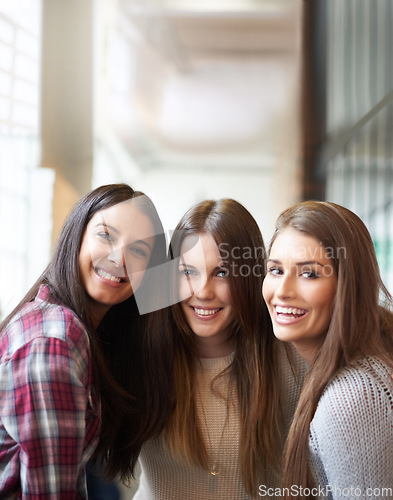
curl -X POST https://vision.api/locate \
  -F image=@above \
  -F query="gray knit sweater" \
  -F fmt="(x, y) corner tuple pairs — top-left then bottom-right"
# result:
(309, 356), (393, 499)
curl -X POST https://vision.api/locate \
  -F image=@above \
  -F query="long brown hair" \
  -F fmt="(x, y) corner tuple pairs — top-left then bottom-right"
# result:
(270, 201), (393, 498)
(0, 183), (174, 479)
(166, 198), (284, 495)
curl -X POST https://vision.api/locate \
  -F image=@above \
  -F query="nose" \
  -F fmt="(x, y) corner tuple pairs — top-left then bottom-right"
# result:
(194, 276), (215, 301)
(107, 246), (125, 268)
(275, 273), (296, 300)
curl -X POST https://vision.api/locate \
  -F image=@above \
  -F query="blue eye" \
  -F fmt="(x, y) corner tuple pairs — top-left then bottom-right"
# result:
(129, 246), (148, 258)
(179, 268), (197, 277)
(97, 232), (113, 241)
(216, 269), (228, 278)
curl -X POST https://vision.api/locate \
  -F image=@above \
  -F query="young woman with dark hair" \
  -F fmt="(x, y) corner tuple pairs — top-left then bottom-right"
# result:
(134, 198), (305, 500)
(0, 183), (173, 499)
(263, 200), (393, 499)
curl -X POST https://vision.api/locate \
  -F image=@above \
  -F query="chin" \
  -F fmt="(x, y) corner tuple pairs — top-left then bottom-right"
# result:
(272, 330), (291, 343)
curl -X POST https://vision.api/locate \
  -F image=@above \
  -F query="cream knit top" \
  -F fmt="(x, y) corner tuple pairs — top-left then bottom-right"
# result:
(134, 345), (305, 500)
(309, 356), (393, 499)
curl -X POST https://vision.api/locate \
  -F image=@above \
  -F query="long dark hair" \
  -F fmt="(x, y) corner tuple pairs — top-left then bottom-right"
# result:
(1, 183), (174, 478)
(271, 201), (393, 498)
(165, 198), (283, 495)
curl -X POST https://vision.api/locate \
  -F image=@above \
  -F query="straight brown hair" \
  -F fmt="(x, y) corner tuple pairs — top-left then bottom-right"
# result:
(165, 198), (285, 495)
(270, 201), (393, 498)
(1, 183), (174, 479)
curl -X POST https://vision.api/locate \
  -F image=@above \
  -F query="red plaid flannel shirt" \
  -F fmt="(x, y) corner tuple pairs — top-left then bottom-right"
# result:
(0, 285), (101, 499)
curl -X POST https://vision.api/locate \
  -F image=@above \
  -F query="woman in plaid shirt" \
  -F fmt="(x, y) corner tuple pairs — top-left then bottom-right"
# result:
(0, 184), (173, 499)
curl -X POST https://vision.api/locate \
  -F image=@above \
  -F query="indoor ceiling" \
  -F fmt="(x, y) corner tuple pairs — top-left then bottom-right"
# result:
(108, 0), (302, 169)
(119, 0), (299, 63)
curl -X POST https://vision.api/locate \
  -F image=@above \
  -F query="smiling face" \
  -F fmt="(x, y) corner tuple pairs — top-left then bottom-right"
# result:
(79, 199), (155, 326)
(178, 233), (235, 358)
(262, 227), (338, 363)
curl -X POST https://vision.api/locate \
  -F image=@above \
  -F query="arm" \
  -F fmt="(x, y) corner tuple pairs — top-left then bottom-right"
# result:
(310, 369), (393, 499)
(2, 334), (93, 500)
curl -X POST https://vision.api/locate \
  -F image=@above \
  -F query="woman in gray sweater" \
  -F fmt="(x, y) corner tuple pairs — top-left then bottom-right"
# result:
(263, 200), (393, 499)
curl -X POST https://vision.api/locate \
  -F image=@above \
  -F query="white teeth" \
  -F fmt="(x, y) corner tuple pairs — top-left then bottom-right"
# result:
(193, 307), (220, 316)
(97, 269), (122, 283)
(275, 305), (306, 315)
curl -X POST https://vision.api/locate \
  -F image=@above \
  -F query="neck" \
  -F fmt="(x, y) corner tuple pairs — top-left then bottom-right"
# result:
(292, 340), (320, 365)
(88, 300), (110, 329)
(196, 338), (235, 358)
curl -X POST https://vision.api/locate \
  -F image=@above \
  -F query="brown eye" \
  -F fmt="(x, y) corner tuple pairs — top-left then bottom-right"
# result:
(267, 267), (282, 276)
(300, 270), (319, 279)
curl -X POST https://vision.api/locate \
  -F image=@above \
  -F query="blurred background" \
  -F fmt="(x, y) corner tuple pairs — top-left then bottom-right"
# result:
(1, 1), (393, 497)
(0, 0), (392, 320)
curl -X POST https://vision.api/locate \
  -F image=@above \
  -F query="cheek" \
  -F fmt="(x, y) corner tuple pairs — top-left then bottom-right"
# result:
(315, 282), (336, 309)
(129, 270), (145, 291)
(79, 243), (92, 272)
(125, 257), (146, 276)
(262, 279), (272, 303)
(83, 239), (107, 267)
(180, 301), (192, 321)
(313, 292), (335, 326)
(178, 278), (193, 302)
(315, 307), (333, 336)
(222, 287), (232, 305)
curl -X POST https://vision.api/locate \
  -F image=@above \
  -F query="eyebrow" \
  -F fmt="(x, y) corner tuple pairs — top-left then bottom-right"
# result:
(179, 262), (195, 269)
(94, 222), (153, 251)
(94, 222), (119, 234)
(134, 239), (153, 252)
(178, 262), (225, 273)
(267, 258), (326, 267)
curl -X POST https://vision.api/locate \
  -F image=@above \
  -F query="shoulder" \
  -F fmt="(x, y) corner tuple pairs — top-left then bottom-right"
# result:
(1, 285), (89, 360)
(310, 358), (393, 489)
(312, 357), (393, 431)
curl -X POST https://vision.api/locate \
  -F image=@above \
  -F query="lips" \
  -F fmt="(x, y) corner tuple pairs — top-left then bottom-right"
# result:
(94, 267), (127, 284)
(273, 305), (308, 326)
(191, 306), (223, 318)
(275, 305), (306, 318)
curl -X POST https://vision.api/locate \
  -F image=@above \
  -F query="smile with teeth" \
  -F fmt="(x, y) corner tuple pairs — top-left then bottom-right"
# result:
(192, 306), (222, 316)
(275, 305), (306, 317)
(95, 268), (126, 283)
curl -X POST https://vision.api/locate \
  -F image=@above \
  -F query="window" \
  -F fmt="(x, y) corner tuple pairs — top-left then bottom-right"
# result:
(0, 1), (54, 319)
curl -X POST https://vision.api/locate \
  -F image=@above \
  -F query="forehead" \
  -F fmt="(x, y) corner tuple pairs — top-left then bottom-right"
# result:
(88, 200), (156, 239)
(180, 233), (221, 264)
(270, 227), (330, 263)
